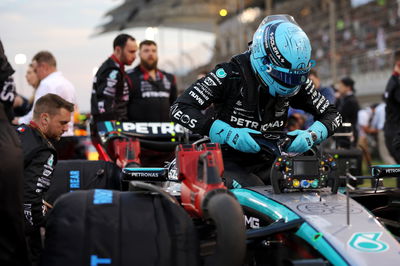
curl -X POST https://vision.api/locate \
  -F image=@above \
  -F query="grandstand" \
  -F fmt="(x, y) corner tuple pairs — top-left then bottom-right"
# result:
(99, 0), (400, 104)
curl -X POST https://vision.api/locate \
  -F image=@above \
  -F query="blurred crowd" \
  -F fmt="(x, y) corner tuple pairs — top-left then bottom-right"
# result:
(292, 0), (400, 79)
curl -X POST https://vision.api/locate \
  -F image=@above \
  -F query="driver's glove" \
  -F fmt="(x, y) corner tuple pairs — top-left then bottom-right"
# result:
(286, 121), (328, 153)
(209, 120), (261, 153)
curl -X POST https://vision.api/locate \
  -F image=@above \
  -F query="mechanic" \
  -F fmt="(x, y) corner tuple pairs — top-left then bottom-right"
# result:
(170, 15), (342, 188)
(90, 33), (139, 167)
(16, 93), (74, 265)
(91, 33), (137, 123)
(127, 40), (177, 122)
(127, 40), (178, 166)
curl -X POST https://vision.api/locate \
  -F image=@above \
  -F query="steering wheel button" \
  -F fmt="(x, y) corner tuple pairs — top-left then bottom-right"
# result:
(311, 180), (319, 188)
(300, 180), (310, 188)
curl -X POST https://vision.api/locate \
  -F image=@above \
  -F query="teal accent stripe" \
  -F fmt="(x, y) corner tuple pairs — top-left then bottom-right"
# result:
(296, 223), (348, 266)
(372, 164), (400, 168)
(232, 188), (348, 265)
(105, 121), (114, 133)
(232, 188), (299, 222)
(124, 168), (165, 171)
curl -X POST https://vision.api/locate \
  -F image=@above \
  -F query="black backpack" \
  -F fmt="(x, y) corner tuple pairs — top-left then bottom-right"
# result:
(41, 188), (200, 266)
(44, 160), (121, 206)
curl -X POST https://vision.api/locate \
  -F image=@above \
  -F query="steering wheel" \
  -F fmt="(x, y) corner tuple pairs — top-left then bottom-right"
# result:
(249, 131), (295, 160)
(250, 131), (338, 194)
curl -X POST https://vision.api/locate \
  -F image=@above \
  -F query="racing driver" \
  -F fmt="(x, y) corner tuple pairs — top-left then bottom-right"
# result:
(170, 15), (342, 188)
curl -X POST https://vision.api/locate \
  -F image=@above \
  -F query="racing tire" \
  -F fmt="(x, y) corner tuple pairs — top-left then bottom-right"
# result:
(203, 193), (246, 266)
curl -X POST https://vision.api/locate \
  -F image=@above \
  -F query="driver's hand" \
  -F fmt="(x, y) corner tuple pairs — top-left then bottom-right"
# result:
(286, 130), (314, 153)
(209, 120), (261, 153)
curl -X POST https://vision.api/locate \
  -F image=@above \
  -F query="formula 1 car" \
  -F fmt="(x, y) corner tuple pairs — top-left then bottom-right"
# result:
(231, 132), (400, 265)
(98, 122), (400, 265)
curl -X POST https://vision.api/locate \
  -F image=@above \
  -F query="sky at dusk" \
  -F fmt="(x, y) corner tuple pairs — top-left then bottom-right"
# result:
(0, 0), (214, 112)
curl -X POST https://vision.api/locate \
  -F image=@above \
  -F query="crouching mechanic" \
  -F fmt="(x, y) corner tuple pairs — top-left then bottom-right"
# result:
(170, 15), (342, 188)
(16, 93), (74, 265)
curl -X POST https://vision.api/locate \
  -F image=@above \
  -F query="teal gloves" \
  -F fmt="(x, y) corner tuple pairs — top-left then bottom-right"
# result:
(209, 120), (261, 153)
(209, 120), (328, 154)
(287, 121), (328, 153)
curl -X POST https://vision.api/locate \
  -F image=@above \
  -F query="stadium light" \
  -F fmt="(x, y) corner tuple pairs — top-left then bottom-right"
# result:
(14, 53), (27, 94)
(219, 9), (228, 17)
(145, 27), (158, 40)
(14, 53), (27, 65)
(239, 7), (261, 23)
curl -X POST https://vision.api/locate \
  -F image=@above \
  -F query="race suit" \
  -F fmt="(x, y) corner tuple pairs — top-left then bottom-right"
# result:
(16, 123), (57, 264)
(170, 52), (342, 187)
(127, 66), (177, 122)
(384, 71), (400, 163)
(91, 56), (131, 123)
(16, 123), (57, 229)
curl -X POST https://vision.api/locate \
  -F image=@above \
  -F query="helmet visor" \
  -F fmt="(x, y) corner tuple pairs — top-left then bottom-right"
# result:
(254, 72), (301, 97)
(263, 56), (315, 86)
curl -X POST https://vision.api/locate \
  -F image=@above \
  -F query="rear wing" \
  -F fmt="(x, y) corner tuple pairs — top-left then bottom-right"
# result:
(341, 164), (400, 195)
(341, 164), (400, 225)
(371, 165), (400, 178)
